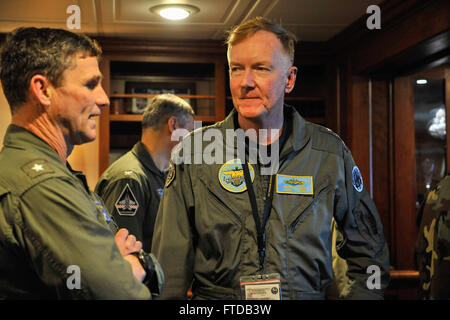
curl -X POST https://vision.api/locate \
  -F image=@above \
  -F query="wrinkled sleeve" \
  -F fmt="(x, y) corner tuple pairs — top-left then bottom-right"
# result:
(433, 211), (450, 298)
(334, 146), (390, 299)
(17, 178), (150, 299)
(95, 176), (148, 247)
(151, 161), (195, 299)
(415, 182), (450, 300)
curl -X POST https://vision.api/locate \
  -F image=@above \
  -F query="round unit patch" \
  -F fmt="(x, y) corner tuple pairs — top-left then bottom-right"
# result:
(218, 159), (255, 193)
(352, 166), (364, 192)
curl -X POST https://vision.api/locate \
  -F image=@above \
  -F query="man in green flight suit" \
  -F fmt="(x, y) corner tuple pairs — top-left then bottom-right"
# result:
(416, 174), (450, 299)
(151, 17), (390, 300)
(96, 94), (195, 251)
(0, 27), (163, 299)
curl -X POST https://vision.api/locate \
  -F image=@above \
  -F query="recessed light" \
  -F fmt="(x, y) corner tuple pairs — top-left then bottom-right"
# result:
(150, 4), (200, 21)
(416, 79), (428, 85)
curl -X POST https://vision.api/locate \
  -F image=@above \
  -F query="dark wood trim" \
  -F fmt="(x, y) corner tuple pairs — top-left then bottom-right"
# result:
(99, 57), (110, 176)
(214, 57), (226, 122)
(327, 0), (450, 76)
(327, 0), (431, 54)
(329, 0), (450, 277)
(388, 80), (396, 262)
(325, 63), (340, 135)
(371, 79), (392, 251)
(393, 76), (418, 269)
(349, 74), (371, 192)
(365, 31), (450, 79)
(93, 37), (227, 56)
(390, 269), (419, 280)
(352, 0), (449, 75)
(294, 41), (335, 66)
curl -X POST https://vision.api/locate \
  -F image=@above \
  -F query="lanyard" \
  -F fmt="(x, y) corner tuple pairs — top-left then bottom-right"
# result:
(242, 162), (275, 270)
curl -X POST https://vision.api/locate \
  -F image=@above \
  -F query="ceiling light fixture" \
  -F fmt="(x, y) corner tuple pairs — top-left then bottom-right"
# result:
(150, 4), (200, 21)
(416, 79), (428, 85)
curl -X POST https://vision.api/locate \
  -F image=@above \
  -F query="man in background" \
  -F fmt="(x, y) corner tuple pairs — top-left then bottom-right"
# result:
(96, 93), (194, 251)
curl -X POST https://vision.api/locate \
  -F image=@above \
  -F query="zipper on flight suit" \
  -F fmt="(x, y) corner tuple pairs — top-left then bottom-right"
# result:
(289, 181), (330, 233)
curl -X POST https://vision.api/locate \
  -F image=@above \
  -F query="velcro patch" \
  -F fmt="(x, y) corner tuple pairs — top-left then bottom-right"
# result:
(276, 174), (313, 195)
(352, 166), (364, 192)
(114, 184), (139, 216)
(21, 159), (54, 178)
(94, 199), (112, 223)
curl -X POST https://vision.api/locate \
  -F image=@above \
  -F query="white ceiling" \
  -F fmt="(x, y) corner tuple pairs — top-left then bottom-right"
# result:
(0, 0), (384, 42)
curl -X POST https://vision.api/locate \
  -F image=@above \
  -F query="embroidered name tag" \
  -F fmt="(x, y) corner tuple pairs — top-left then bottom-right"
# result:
(276, 174), (313, 195)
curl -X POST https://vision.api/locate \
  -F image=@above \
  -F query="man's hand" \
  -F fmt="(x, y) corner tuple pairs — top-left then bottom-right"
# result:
(115, 228), (142, 256)
(115, 228), (146, 282)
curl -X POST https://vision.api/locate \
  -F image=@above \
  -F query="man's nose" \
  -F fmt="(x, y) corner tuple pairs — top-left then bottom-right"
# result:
(240, 69), (255, 89)
(96, 86), (110, 108)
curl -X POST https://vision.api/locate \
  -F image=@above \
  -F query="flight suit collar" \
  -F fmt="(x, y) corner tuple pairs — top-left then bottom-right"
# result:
(66, 162), (90, 193)
(131, 141), (164, 178)
(281, 105), (310, 156)
(3, 124), (64, 164)
(220, 105), (310, 157)
(3, 124), (92, 194)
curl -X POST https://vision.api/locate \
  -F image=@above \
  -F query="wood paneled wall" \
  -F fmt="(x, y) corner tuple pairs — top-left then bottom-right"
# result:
(326, 0), (450, 299)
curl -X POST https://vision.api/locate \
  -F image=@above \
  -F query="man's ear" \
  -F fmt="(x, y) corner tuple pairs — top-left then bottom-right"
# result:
(284, 66), (297, 94)
(29, 74), (52, 107)
(167, 116), (178, 134)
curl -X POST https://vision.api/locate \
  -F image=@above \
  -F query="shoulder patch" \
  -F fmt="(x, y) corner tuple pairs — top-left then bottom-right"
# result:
(21, 159), (54, 179)
(114, 184), (139, 216)
(94, 199), (112, 223)
(165, 160), (175, 188)
(352, 166), (364, 192)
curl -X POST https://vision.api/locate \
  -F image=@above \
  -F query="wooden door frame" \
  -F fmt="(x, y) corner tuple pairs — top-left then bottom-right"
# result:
(392, 64), (450, 269)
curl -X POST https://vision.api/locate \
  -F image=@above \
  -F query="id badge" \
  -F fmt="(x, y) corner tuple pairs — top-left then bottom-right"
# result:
(240, 273), (281, 300)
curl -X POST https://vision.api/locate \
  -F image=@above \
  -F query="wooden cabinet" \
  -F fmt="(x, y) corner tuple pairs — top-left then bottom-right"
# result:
(96, 38), (226, 174)
(328, 0), (450, 299)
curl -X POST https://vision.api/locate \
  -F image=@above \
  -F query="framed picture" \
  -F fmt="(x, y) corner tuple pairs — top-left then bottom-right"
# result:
(125, 81), (196, 114)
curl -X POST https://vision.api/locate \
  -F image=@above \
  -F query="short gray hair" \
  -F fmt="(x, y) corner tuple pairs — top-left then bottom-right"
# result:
(225, 16), (297, 65)
(142, 93), (195, 130)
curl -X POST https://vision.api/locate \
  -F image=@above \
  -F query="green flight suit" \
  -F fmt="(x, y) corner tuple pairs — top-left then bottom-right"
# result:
(416, 174), (450, 299)
(152, 105), (390, 300)
(95, 142), (165, 251)
(0, 125), (150, 299)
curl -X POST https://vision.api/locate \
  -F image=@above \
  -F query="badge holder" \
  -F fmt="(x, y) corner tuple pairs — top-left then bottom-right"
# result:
(240, 273), (281, 300)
